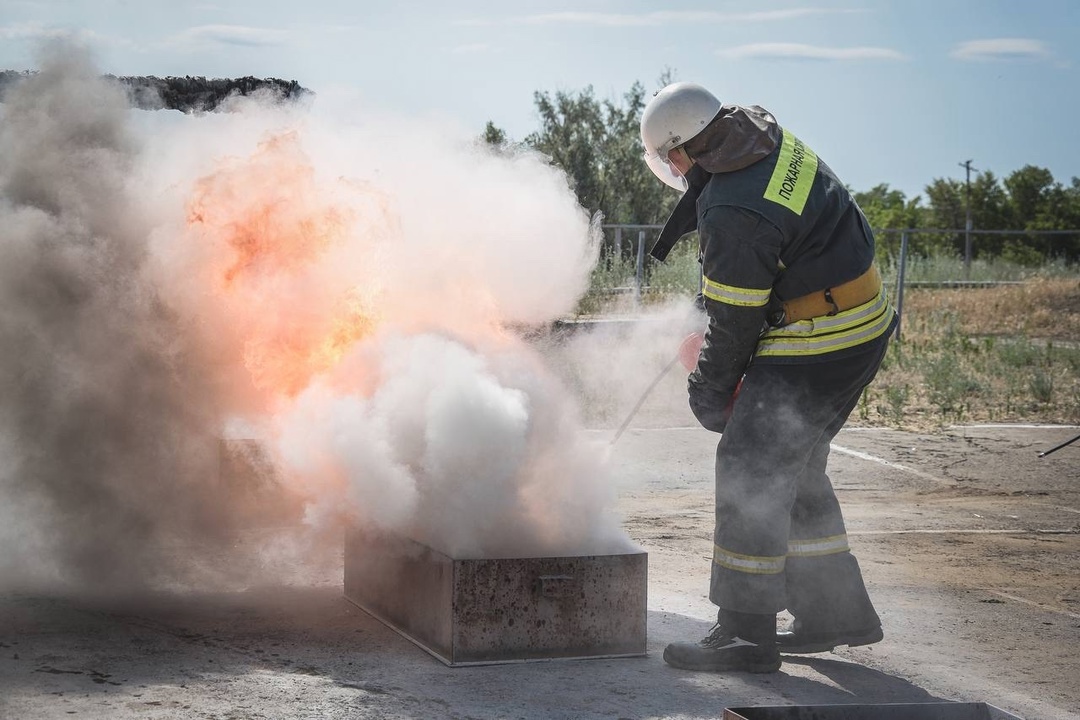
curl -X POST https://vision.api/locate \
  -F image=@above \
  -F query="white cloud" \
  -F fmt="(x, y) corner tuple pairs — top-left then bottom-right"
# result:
(2, 21), (98, 42)
(0, 22), (125, 47)
(457, 8), (863, 27)
(717, 42), (906, 61)
(170, 24), (288, 49)
(0, 22), (53, 40)
(951, 38), (1049, 61)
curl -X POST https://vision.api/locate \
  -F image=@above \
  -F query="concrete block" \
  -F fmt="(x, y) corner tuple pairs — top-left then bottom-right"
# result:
(343, 528), (648, 665)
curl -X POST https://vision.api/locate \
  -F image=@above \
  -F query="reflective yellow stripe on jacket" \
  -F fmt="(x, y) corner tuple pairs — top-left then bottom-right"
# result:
(756, 288), (894, 358)
(702, 275), (771, 307)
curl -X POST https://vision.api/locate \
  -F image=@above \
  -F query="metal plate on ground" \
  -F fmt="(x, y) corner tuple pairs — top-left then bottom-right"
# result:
(343, 528), (648, 666)
(722, 703), (1022, 720)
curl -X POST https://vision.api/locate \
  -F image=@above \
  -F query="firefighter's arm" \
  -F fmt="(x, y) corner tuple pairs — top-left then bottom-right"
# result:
(688, 205), (782, 432)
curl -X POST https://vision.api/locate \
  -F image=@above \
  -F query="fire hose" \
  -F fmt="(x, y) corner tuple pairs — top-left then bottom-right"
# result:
(1038, 431), (1080, 458)
(610, 333), (703, 445)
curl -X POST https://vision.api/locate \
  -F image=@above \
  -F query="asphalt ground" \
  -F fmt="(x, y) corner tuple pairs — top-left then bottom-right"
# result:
(1, 424), (1078, 720)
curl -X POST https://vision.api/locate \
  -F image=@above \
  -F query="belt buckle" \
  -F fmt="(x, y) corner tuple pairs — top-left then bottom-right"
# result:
(823, 288), (840, 316)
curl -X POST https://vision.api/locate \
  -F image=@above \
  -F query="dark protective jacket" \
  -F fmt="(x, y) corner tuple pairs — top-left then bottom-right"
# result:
(653, 105), (897, 431)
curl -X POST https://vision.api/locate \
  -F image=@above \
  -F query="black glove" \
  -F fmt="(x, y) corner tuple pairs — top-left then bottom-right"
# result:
(688, 376), (734, 433)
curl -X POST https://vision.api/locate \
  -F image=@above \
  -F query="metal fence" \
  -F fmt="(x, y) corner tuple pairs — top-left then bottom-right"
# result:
(604, 224), (664, 304)
(877, 229), (1079, 340)
(598, 224), (1080, 339)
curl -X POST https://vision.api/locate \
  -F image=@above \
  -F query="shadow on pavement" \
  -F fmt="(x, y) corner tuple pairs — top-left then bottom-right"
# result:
(648, 611), (945, 712)
(0, 591), (945, 719)
(781, 655), (941, 704)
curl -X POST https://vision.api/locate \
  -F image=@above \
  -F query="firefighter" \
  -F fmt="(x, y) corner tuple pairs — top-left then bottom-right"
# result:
(640, 82), (896, 673)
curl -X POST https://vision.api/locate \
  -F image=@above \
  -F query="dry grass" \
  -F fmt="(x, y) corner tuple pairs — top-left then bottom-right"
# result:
(861, 278), (1080, 429)
(579, 263), (1080, 428)
(901, 278), (1080, 341)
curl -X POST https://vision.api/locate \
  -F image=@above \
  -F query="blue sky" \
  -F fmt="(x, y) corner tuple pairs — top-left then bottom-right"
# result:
(1, 0), (1077, 200)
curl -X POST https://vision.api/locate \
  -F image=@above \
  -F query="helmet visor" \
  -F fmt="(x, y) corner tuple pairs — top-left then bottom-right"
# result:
(643, 150), (688, 192)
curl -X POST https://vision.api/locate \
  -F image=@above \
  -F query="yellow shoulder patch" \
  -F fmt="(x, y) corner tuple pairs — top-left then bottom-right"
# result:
(763, 129), (818, 215)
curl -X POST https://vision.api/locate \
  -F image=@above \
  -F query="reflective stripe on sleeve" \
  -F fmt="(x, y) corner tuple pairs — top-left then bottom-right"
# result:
(713, 544), (786, 575)
(702, 275), (772, 307)
(788, 534), (851, 557)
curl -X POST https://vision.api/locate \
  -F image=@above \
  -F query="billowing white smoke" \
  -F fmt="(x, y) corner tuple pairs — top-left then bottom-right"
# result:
(0, 42), (634, 592)
(277, 333), (628, 558)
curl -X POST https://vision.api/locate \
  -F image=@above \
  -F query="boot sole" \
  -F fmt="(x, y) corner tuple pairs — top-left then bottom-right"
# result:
(778, 626), (884, 655)
(662, 648), (782, 673)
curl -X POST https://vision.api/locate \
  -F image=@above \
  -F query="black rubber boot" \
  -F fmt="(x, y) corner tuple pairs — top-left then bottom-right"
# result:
(776, 622), (883, 654)
(663, 611), (781, 673)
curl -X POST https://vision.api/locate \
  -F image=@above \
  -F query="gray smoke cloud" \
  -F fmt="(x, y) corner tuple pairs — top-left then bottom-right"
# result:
(0, 41), (641, 594)
(0, 44), (235, 591)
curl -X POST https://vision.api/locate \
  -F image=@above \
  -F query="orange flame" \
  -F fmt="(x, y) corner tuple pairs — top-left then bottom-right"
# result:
(185, 132), (387, 397)
(187, 132), (351, 287)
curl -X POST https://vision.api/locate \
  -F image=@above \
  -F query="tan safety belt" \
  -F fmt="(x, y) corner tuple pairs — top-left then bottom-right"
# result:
(781, 265), (882, 323)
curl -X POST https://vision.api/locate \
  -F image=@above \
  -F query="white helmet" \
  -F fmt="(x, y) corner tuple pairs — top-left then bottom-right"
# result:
(640, 82), (722, 190)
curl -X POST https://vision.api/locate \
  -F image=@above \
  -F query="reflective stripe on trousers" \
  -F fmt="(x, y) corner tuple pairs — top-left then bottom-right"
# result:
(709, 334), (890, 619)
(712, 533), (852, 575)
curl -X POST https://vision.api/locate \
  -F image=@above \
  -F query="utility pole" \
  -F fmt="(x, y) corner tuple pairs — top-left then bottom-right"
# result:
(959, 159), (977, 279)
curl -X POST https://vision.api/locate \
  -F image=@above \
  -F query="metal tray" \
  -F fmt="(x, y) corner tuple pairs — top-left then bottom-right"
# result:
(343, 528), (648, 665)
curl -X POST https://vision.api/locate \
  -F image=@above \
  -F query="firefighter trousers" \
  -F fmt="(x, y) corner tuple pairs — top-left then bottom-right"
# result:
(709, 335), (889, 632)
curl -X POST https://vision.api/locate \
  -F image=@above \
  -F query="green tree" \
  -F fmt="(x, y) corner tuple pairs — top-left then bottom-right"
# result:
(1061, 178), (1080, 259)
(924, 177), (965, 229)
(595, 81), (678, 228)
(970, 171), (1011, 257)
(924, 171), (1011, 258)
(525, 86), (609, 220)
(506, 81), (678, 258)
(487, 77), (1080, 265)
(1004, 165), (1055, 228)
(1005, 167), (1080, 261)
(1001, 165), (1058, 263)
(481, 120), (508, 148)
(921, 166), (1080, 262)
(922, 177), (966, 255)
(853, 184), (926, 258)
